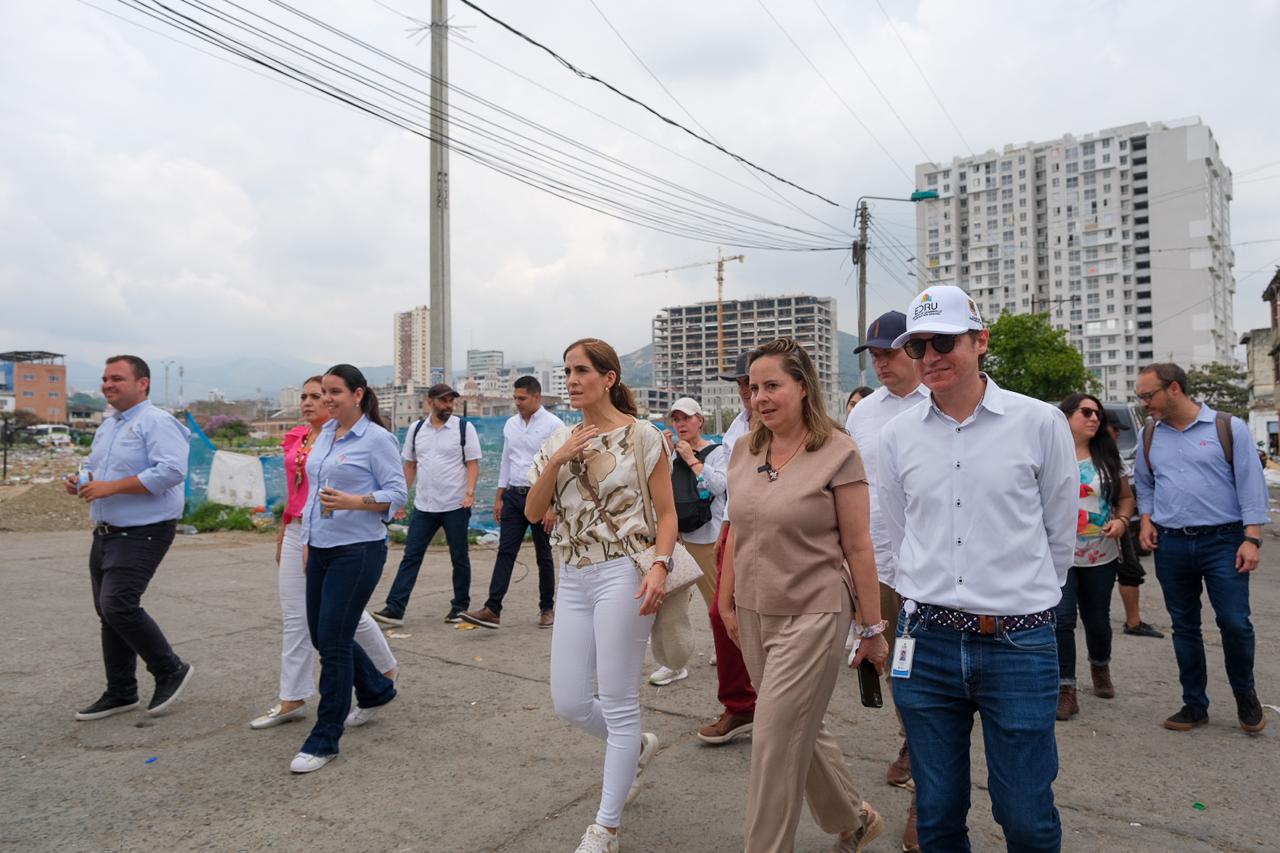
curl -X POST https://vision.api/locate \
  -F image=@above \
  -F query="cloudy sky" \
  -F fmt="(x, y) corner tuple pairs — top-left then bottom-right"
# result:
(3, 0), (1279, 376)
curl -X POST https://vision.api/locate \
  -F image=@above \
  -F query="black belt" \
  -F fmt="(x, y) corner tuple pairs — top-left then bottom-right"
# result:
(918, 603), (1055, 635)
(92, 520), (177, 537)
(507, 486), (531, 495)
(1155, 522), (1242, 537)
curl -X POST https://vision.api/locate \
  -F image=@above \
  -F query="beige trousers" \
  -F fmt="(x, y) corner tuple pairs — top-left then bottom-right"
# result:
(738, 595), (863, 853)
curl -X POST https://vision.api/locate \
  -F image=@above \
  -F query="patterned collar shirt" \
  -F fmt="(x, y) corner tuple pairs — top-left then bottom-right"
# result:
(877, 376), (1078, 614)
(844, 384), (930, 584)
(498, 407), (565, 490)
(85, 399), (190, 526)
(404, 414), (482, 512)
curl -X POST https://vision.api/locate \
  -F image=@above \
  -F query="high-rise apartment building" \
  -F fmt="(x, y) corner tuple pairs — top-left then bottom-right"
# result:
(393, 305), (431, 386)
(466, 349), (504, 379)
(652, 295), (839, 410)
(915, 118), (1236, 396)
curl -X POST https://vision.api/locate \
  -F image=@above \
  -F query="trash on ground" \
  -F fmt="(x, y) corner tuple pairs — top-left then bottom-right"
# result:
(1192, 802), (1207, 811)
(456, 623), (477, 631)
(145, 757), (158, 764)
(387, 632), (412, 639)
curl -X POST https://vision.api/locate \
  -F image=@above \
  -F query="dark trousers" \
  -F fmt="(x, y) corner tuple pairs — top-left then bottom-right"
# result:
(302, 540), (396, 757)
(88, 521), (183, 698)
(1054, 560), (1118, 685)
(384, 507), (472, 616)
(483, 488), (555, 615)
(711, 522), (756, 715)
(1154, 524), (1255, 710)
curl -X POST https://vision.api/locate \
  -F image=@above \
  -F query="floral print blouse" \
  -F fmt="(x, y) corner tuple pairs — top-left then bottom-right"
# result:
(1074, 458), (1120, 567)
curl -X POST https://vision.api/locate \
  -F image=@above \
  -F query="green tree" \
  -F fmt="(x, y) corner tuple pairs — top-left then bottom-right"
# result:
(1186, 362), (1248, 418)
(984, 312), (1098, 402)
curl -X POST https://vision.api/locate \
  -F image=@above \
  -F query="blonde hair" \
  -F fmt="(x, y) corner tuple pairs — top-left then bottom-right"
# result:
(746, 338), (842, 454)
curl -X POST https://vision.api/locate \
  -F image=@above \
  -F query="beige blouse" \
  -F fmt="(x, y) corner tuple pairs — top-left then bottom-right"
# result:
(530, 420), (664, 567)
(727, 430), (867, 615)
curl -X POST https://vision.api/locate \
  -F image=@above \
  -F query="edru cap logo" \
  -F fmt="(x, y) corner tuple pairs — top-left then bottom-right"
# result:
(912, 291), (942, 322)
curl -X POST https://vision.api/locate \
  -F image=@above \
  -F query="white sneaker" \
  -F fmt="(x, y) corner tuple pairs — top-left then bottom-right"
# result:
(289, 752), (334, 774)
(573, 823), (619, 853)
(647, 666), (688, 686)
(345, 705), (381, 727)
(708, 655), (717, 667)
(625, 731), (659, 806)
(250, 702), (306, 730)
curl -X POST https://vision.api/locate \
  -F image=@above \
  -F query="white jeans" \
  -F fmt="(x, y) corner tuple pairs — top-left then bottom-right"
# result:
(278, 521), (397, 701)
(549, 556), (655, 828)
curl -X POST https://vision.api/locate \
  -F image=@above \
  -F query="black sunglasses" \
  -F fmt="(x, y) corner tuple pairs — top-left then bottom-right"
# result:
(903, 334), (960, 360)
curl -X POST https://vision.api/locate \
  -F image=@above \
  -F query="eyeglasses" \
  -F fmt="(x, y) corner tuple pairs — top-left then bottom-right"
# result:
(1076, 407), (1100, 420)
(903, 334), (959, 360)
(1135, 384), (1169, 403)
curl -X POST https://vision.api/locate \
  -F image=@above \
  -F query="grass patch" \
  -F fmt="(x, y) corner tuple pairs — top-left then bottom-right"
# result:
(182, 502), (256, 532)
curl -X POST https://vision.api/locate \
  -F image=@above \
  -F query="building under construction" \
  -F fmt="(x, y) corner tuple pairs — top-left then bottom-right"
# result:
(651, 295), (839, 409)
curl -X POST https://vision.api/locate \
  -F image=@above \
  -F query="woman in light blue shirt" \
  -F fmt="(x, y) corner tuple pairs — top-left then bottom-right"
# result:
(290, 364), (407, 774)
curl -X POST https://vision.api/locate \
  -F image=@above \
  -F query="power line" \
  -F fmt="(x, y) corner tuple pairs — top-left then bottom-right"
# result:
(455, 0), (847, 208)
(872, 0), (974, 158)
(1150, 237), (1280, 254)
(753, 0), (914, 185)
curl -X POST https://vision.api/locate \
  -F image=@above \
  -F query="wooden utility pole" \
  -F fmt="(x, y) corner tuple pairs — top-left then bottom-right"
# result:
(429, 0), (452, 383)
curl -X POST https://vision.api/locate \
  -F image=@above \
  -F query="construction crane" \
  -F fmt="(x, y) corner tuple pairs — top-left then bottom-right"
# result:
(636, 251), (746, 376)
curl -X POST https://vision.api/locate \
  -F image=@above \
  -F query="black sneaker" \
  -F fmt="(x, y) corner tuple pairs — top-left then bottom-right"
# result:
(1163, 704), (1208, 731)
(1237, 690), (1267, 734)
(445, 608), (464, 623)
(147, 662), (194, 716)
(1123, 621), (1165, 639)
(372, 608), (404, 627)
(75, 692), (139, 721)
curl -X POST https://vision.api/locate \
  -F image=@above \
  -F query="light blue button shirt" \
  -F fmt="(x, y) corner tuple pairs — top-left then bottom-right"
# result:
(86, 399), (190, 526)
(301, 416), (407, 548)
(1134, 404), (1270, 528)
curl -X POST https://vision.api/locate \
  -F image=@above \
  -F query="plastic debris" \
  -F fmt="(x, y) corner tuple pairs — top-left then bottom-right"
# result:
(477, 532), (499, 545)
(456, 623), (477, 631)
(1129, 822), (1142, 827)
(523, 705), (538, 711)
(145, 757), (158, 764)
(387, 632), (412, 639)
(175, 524), (198, 535)
(473, 656), (483, 662)
(1192, 802), (1207, 811)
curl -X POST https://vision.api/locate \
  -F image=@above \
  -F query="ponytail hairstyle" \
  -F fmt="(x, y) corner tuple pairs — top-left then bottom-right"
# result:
(324, 363), (387, 429)
(563, 338), (638, 417)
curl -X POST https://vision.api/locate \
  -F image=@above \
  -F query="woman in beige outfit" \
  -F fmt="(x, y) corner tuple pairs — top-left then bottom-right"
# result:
(719, 338), (890, 853)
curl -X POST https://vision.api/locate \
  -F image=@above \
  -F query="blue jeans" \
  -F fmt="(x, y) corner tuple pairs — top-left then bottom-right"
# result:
(1153, 525), (1254, 710)
(894, 609), (1062, 853)
(302, 540), (397, 757)
(1054, 561), (1118, 685)
(383, 507), (472, 616)
(484, 489), (555, 615)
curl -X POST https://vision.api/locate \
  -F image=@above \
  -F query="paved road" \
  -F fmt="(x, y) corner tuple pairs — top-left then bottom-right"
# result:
(1, 529), (1276, 852)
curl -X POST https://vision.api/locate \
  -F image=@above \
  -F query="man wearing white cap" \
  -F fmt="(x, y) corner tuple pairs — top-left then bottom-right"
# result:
(878, 285), (1077, 851)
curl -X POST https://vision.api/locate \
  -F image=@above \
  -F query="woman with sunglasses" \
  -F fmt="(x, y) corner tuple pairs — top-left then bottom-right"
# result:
(289, 364), (406, 774)
(1054, 393), (1135, 720)
(250, 376), (398, 731)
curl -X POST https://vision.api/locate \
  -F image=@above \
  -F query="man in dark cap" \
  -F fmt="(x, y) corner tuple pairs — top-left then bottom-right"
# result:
(374, 383), (481, 626)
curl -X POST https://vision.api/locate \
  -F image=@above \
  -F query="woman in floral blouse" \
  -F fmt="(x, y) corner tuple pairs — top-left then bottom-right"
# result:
(1054, 393), (1135, 721)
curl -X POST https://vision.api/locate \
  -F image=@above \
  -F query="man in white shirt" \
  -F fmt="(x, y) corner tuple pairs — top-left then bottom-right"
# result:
(879, 286), (1077, 852)
(461, 377), (564, 630)
(696, 351), (758, 746)
(374, 384), (482, 626)
(845, 309), (929, 849)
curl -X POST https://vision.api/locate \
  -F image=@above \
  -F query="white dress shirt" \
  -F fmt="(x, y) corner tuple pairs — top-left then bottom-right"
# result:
(877, 377), (1078, 614)
(845, 384), (930, 584)
(403, 415), (482, 513)
(720, 409), (752, 518)
(678, 443), (729, 545)
(498, 407), (565, 489)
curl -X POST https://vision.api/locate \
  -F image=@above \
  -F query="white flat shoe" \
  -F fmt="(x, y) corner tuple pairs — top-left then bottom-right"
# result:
(289, 752), (334, 774)
(346, 704), (381, 728)
(250, 703), (307, 729)
(648, 666), (688, 686)
(625, 732), (659, 805)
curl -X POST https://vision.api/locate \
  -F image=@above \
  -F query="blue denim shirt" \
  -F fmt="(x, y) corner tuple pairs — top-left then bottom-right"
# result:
(1134, 404), (1270, 528)
(86, 399), (190, 526)
(301, 416), (407, 548)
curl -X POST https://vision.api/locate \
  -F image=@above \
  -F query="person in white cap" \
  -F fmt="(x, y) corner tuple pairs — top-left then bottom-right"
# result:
(646, 396), (727, 687)
(878, 285), (1077, 851)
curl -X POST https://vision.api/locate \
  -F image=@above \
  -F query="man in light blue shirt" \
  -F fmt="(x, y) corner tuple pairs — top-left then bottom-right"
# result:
(63, 355), (194, 722)
(1133, 362), (1269, 734)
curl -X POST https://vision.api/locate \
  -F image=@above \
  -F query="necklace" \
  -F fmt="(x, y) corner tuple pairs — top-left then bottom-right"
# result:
(762, 436), (805, 482)
(294, 429), (320, 490)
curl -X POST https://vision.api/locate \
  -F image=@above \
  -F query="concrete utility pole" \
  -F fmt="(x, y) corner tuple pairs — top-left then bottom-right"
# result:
(855, 200), (870, 387)
(429, 0), (452, 383)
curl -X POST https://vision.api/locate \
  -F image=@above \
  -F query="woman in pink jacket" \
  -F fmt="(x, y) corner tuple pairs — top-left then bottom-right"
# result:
(249, 377), (398, 729)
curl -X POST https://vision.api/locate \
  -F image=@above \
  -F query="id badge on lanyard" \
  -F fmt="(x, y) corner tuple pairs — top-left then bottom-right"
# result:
(891, 600), (918, 679)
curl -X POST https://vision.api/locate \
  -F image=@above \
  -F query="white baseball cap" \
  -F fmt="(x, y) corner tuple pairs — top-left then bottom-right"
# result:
(891, 285), (985, 348)
(668, 397), (704, 418)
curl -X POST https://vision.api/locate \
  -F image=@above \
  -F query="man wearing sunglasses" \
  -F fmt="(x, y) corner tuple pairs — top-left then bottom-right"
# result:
(1132, 363), (1269, 734)
(878, 285), (1078, 852)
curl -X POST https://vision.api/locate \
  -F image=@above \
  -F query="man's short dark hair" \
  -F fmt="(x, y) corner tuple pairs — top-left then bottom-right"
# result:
(1140, 362), (1188, 395)
(105, 354), (151, 395)
(514, 375), (541, 395)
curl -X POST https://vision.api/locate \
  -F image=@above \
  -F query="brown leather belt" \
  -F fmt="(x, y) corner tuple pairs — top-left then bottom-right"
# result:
(920, 604), (1054, 635)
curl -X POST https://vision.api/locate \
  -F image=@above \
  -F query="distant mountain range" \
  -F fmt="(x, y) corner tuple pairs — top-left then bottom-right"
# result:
(619, 330), (873, 392)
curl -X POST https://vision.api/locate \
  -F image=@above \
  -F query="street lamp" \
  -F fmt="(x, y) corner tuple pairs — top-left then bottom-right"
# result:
(853, 190), (939, 385)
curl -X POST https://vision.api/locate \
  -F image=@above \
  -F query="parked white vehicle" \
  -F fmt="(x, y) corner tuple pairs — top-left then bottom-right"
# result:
(30, 423), (72, 447)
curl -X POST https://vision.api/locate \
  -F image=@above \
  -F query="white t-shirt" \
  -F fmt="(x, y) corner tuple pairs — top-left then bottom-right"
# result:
(403, 415), (482, 512)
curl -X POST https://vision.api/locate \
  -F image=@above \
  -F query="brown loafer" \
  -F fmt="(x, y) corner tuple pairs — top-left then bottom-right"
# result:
(886, 740), (913, 789)
(1055, 685), (1078, 721)
(538, 609), (554, 629)
(697, 711), (753, 745)
(459, 607), (500, 629)
(1090, 664), (1116, 699)
(901, 793), (920, 853)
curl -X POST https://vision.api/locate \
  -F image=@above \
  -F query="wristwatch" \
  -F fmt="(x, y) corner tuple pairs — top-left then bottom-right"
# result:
(651, 555), (672, 570)
(1244, 535), (1262, 548)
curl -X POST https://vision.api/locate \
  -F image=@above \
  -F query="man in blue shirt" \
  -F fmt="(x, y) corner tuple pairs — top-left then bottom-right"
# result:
(1133, 362), (1269, 734)
(63, 355), (194, 721)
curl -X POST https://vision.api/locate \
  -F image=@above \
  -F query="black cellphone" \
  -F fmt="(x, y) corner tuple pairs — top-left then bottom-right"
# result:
(857, 658), (884, 708)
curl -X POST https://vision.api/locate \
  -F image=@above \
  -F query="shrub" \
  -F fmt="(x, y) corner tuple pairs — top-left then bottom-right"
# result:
(182, 502), (256, 532)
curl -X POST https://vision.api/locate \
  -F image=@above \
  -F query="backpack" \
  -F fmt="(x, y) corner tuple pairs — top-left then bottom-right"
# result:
(1141, 411), (1234, 475)
(410, 414), (468, 466)
(671, 443), (720, 533)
